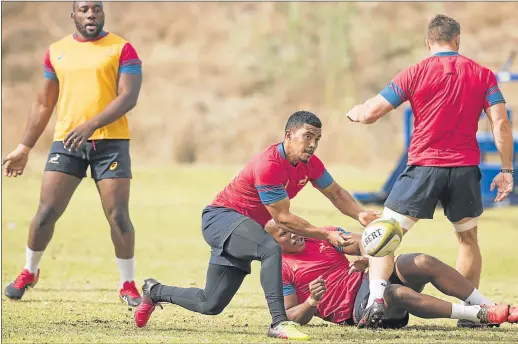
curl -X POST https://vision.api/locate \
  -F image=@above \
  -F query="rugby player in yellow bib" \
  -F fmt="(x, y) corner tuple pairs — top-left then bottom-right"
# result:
(3, 1), (143, 307)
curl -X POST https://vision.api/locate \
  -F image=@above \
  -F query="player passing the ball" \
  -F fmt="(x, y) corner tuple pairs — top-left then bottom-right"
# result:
(134, 111), (381, 340)
(3, 1), (143, 307)
(265, 220), (518, 328)
(345, 14), (514, 328)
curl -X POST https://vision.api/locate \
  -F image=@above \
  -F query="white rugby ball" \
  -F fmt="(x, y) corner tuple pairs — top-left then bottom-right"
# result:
(361, 218), (403, 257)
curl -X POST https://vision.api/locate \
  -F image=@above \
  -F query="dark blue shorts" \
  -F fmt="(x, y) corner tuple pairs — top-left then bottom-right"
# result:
(44, 140), (131, 181)
(385, 165), (483, 222)
(201, 206), (251, 274)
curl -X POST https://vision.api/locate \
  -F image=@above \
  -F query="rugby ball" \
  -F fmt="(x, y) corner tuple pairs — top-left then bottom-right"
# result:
(361, 218), (403, 257)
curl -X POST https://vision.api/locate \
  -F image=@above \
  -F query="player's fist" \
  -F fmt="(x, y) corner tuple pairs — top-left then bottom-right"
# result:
(348, 257), (369, 275)
(2, 144), (31, 177)
(358, 210), (381, 227)
(308, 276), (326, 301)
(346, 105), (362, 122)
(490, 172), (514, 202)
(325, 230), (354, 247)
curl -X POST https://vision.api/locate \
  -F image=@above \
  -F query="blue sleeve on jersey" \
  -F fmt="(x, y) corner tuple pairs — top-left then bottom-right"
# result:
(380, 82), (406, 108)
(119, 64), (142, 75)
(256, 185), (288, 205)
(334, 227), (351, 253)
(283, 283), (296, 296)
(313, 170), (334, 189)
(43, 70), (57, 80)
(486, 86), (505, 106)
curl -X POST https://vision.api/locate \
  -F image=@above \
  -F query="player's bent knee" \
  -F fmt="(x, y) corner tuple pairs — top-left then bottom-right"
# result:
(384, 284), (404, 306)
(452, 217), (479, 233)
(201, 301), (226, 315)
(383, 207), (416, 231)
(413, 254), (439, 270)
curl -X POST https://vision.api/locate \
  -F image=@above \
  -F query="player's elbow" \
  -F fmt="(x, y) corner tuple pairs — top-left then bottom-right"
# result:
(492, 117), (512, 132)
(122, 92), (139, 111)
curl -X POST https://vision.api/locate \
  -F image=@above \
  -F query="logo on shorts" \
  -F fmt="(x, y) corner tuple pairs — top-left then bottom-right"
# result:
(48, 154), (60, 164)
(109, 162), (118, 171)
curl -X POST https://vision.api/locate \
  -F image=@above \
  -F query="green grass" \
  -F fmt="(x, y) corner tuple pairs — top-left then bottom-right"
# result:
(2, 163), (518, 343)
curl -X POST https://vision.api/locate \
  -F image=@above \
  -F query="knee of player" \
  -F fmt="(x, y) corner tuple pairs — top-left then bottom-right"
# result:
(384, 284), (409, 306)
(383, 284), (400, 304)
(106, 206), (132, 231)
(34, 205), (59, 228)
(413, 254), (439, 270)
(201, 301), (226, 315)
(263, 238), (282, 258)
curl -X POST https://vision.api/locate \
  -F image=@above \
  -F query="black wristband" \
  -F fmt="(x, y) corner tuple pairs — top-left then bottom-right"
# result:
(501, 169), (514, 174)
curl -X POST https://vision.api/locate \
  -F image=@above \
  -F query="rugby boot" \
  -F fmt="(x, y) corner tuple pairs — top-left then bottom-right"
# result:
(120, 281), (142, 307)
(477, 303), (509, 325)
(4, 269), (40, 300)
(358, 298), (385, 329)
(267, 321), (310, 340)
(134, 278), (163, 328)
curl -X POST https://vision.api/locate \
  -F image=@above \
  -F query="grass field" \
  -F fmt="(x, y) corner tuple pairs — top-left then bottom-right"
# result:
(2, 163), (518, 343)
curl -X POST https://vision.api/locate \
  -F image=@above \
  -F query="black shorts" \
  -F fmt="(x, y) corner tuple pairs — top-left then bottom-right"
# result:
(44, 140), (132, 181)
(201, 206), (252, 274)
(384, 165), (483, 222)
(352, 256), (418, 328)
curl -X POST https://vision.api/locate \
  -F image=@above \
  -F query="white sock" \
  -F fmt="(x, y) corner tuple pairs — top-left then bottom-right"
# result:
(367, 279), (388, 307)
(116, 257), (135, 288)
(451, 303), (481, 322)
(23, 246), (44, 274)
(463, 288), (495, 306)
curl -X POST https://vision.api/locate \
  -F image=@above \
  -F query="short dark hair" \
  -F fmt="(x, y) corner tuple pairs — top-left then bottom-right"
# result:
(427, 14), (460, 42)
(285, 111), (322, 132)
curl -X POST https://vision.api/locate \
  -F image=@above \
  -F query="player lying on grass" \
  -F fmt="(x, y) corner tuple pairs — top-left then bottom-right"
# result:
(265, 220), (518, 328)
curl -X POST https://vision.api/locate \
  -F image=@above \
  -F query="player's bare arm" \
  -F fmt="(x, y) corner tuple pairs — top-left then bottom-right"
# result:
(318, 181), (380, 226)
(2, 78), (59, 177)
(485, 102), (515, 202)
(284, 277), (326, 325)
(346, 94), (394, 124)
(64, 73), (142, 150)
(264, 198), (350, 247)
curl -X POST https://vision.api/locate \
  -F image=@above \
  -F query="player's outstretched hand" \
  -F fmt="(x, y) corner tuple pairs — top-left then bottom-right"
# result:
(348, 257), (369, 275)
(490, 172), (514, 202)
(308, 276), (326, 302)
(358, 210), (381, 227)
(2, 144), (30, 177)
(64, 122), (96, 151)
